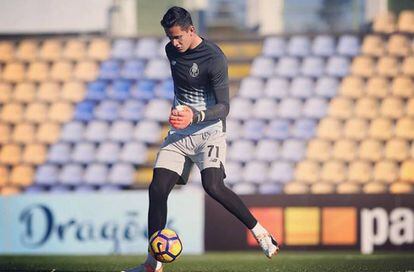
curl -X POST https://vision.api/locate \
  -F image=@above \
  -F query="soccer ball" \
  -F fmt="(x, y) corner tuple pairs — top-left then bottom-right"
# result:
(149, 229), (183, 263)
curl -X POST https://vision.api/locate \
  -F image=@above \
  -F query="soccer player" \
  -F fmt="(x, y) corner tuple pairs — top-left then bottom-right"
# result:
(123, 6), (279, 272)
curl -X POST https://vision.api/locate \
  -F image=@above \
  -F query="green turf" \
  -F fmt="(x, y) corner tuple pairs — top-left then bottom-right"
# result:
(1, 251), (414, 272)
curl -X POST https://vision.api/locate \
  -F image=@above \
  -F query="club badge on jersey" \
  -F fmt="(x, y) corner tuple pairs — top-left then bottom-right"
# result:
(189, 63), (199, 77)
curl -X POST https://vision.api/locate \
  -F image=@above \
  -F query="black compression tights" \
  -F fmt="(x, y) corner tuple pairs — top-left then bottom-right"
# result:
(148, 167), (257, 238)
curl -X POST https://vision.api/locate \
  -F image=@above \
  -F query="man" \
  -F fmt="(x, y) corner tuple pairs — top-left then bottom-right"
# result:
(124, 6), (279, 272)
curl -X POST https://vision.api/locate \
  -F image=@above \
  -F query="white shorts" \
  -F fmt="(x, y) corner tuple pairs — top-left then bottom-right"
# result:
(154, 129), (226, 184)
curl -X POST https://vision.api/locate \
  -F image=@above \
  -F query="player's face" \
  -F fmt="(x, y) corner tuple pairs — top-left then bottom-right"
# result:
(165, 25), (195, 53)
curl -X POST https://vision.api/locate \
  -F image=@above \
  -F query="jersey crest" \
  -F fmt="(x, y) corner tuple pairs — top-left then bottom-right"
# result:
(189, 63), (199, 77)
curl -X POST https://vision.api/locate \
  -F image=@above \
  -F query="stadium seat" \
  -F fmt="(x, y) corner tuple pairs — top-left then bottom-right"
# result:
(61, 81), (86, 103)
(400, 160), (414, 182)
(59, 163), (83, 185)
(107, 79), (132, 101)
(290, 77), (314, 98)
(94, 100), (120, 121)
(251, 57), (274, 78)
(265, 119), (290, 140)
(22, 143), (46, 165)
(63, 39), (86, 60)
(111, 39), (134, 59)
(278, 98), (302, 119)
(314, 76), (338, 98)
(0, 123), (11, 144)
(339, 76), (364, 98)
(312, 35), (335, 56)
(377, 56), (399, 77)
(48, 101), (73, 123)
(348, 160), (372, 184)
(354, 97), (379, 119)
(228, 140), (255, 162)
(332, 139), (357, 162)
(328, 97), (353, 119)
(262, 36), (286, 57)
(232, 183), (257, 194)
(317, 117), (342, 141)
(96, 142), (120, 164)
(27, 61), (49, 82)
(121, 59), (145, 80)
(402, 56), (414, 76)
(109, 120), (134, 142)
(336, 183), (361, 194)
(50, 60), (73, 81)
(37, 82), (60, 102)
(284, 182), (309, 194)
(36, 122), (60, 144)
(254, 139), (280, 162)
(135, 38), (160, 59)
(407, 98), (414, 117)
(238, 77), (264, 99)
(120, 142), (147, 164)
(301, 57), (324, 77)
(84, 163), (108, 185)
(144, 99), (171, 122)
(133, 120), (162, 144)
(363, 182), (387, 194)
(310, 183), (335, 194)
(144, 58), (171, 80)
(320, 161), (346, 184)
(351, 56), (375, 77)
(258, 183), (283, 194)
(397, 10), (414, 32)
(291, 119), (316, 140)
(268, 161), (293, 183)
(361, 35), (385, 57)
(71, 142), (95, 164)
(294, 160), (320, 184)
(358, 139), (383, 162)
(337, 35), (359, 56)
(390, 182), (413, 194)
(373, 161), (398, 183)
(74, 101), (95, 121)
(109, 163), (135, 185)
(47, 142), (71, 164)
(14, 82), (36, 103)
(119, 100), (145, 121)
(395, 117), (414, 140)
(242, 161), (268, 183)
(275, 57), (299, 77)
(263, 77), (289, 99)
(1, 186), (21, 195)
(1, 103), (24, 124)
(385, 138), (409, 161)
(280, 139), (306, 162)
(387, 34), (411, 57)
(366, 76), (389, 98)
(87, 38), (110, 61)
(84, 120), (109, 142)
(39, 39), (62, 61)
(99, 59), (121, 80)
(12, 123), (35, 144)
(380, 97), (404, 119)
(0, 41), (14, 62)
(24, 102), (48, 123)
(16, 40), (38, 61)
(131, 79), (156, 101)
(373, 12), (396, 33)
(306, 139), (331, 162)
(74, 60), (98, 81)
(391, 76), (414, 98)
(10, 165), (34, 187)
(368, 118), (393, 140)
(154, 79), (174, 100)
(0, 82), (12, 103)
(134, 167), (154, 186)
(325, 56), (349, 77)
(226, 119), (242, 142)
(287, 35), (310, 57)
(224, 161), (243, 185)
(252, 98), (277, 120)
(2, 62), (25, 83)
(0, 166), (9, 187)
(242, 119), (266, 141)
(58, 121), (84, 143)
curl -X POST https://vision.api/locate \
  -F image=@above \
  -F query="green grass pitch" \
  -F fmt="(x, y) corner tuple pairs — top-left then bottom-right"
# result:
(1, 251), (414, 272)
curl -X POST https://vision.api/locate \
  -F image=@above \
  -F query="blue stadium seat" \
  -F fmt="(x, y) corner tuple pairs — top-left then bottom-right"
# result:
(85, 80), (107, 101)
(109, 163), (135, 185)
(281, 139), (306, 162)
(94, 100), (120, 121)
(276, 57), (300, 77)
(290, 77), (315, 98)
(238, 77), (264, 99)
(232, 183), (256, 194)
(144, 99), (171, 122)
(119, 100), (145, 121)
(265, 119), (290, 140)
(71, 142), (95, 164)
(133, 120), (162, 144)
(24, 186), (47, 194)
(253, 98), (277, 120)
(84, 163), (108, 185)
(99, 184), (122, 192)
(315, 77), (339, 98)
(109, 120), (134, 142)
(326, 56), (350, 77)
(226, 119), (242, 142)
(75, 185), (96, 193)
(228, 97), (253, 120)
(131, 79), (156, 101)
(243, 161), (269, 183)
(258, 183), (283, 194)
(301, 57), (325, 77)
(223, 161), (242, 185)
(255, 139), (280, 162)
(262, 36), (286, 57)
(302, 97), (328, 119)
(121, 59), (145, 80)
(287, 36), (311, 57)
(61, 121), (85, 143)
(250, 57), (274, 78)
(312, 35), (335, 56)
(268, 161), (294, 183)
(291, 119), (317, 139)
(47, 143), (71, 164)
(278, 98), (303, 119)
(228, 140), (255, 162)
(111, 39), (134, 59)
(96, 142), (120, 164)
(99, 59), (121, 80)
(264, 77), (289, 98)
(84, 121), (109, 142)
(120, 141), (147, 164)
(74, 101), (95, 121)
(35, 164), (59, 185)
(135, 38), (160, 59)
(106, 79), (131, 101)
(155, 79), (174, 100)
(243, 119), (266, 141)
(59, 163), (83, 185)
(337, 35), (359, 56)
(144, 58), (171, 80)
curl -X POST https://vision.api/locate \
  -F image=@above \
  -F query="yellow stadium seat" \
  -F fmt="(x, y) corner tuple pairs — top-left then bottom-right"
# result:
(2, 62), (25, 83)
(0, 41), (14, 62)
(348, 160), (372, 184)
(328, 97), (353, 119)
(37, 82), (60, 102)
(363, 182), (387, 194)
(48, 102), (73, 123)
(87, 38), (110, 61)
(317, 117), (342, 140)
(284, 182), (309, 194)
(146, 146), (159, 165)
(14, 82), (36, 103)
(74, 60), (98, 81)
(0, 82), (12, 103)
(160, 124), (170, 141)
(1, 186), (21, 196)
(332, 139), (357, 162)
(351, 56), (375, 77)
(320, 161), (346, 184)
(27, 61), (49, 82)
(36, 122), (61, 144)
(25, 102), (48, 123)
(380, 97), (404, 119)
(12, 123), (35, 144)
(361, 35), (385, 56)
(395, 117), (414, 140)
(1, 103), (24, 124)
(374, 161), (398, 183)
(368, 118), (393, 140)
(390, 182), (413, 194)
(0, 166), (9, 187)
(398, 10), (414, 33)
(0, 123), (11, 144)
(16, 40), (38, 61)
(336, 182), (361, 194)
(407, 98), (414, 117)
(134, 167), (153, 187)
(385, 138), (409, 161)
(376, 56), (400, 77)
(373, 12), (396, 33)
(354, 97), (379, 119)
(359, 139), (383, 162)
(387, 34), (411, 57)
(391, 76), (414, 98)
(0, 144), (22, 165)
(339, 76), (364, 98)
(50, 61), (73, 81)
(22, 143), (47, 165)
(402, 57), (414, 76)
(400, 160), (414, 182)
(61, 81), (86, 102)
(294, 160), (320, 184)
(63, 39), (86, 60)
(366, 76), (389, 98)
(10, 165), (34, 187)
(306, 139), (331, 162)
(310, 183), (335, 194)
(39, 39), (62, 61)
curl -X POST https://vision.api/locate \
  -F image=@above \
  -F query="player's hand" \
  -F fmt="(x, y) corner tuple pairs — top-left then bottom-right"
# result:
(169, 105), (194, 130)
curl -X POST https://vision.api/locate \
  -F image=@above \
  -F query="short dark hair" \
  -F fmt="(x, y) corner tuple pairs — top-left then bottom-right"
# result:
(160, 6), (193, 30)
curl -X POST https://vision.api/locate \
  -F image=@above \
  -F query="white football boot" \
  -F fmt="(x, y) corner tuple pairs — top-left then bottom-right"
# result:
(121, 263), (163, 272)
(256, 233), (280, 258)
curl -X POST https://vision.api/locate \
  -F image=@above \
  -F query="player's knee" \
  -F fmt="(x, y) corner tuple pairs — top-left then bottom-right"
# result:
(149, 168), (179, 200)
(201, 168), (226, 197)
